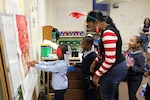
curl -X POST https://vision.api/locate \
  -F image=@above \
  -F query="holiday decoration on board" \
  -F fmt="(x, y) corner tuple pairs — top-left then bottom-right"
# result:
(69, 12), (87, 19)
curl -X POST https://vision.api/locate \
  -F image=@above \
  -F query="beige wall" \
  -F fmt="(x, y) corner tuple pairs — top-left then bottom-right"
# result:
(0, 0), (5, 13)
(110, 0), (150, 50)
(46, 0), (92, 31)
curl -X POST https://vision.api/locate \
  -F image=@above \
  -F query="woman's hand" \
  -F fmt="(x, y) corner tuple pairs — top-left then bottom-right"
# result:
(141, 31), (144, 34)
(93, 75), (100, 87)
(90, 61), (97, 73)
(145, 32), (149, 34)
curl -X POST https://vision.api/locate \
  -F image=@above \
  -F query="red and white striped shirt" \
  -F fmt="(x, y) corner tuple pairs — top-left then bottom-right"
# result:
(95, 29), (118, 77)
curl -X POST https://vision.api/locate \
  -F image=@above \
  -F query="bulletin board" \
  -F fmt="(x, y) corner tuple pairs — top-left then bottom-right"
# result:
(0, 13), (22, 98)
(0, 13), (38, 100)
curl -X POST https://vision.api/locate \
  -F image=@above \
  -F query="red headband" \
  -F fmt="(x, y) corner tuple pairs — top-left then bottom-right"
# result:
(56, 47), (62, 55)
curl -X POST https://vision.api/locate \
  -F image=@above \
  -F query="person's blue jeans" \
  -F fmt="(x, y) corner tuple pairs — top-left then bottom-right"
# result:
(127, 75), (143, 100)
(99, 61), (128, 100)
(143, 40), (149, 52)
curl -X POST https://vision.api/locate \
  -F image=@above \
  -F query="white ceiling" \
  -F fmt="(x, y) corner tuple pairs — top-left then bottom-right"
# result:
(96, 0), (131, 4)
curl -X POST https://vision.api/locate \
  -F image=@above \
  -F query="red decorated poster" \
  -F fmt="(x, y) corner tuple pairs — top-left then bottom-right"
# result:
(16, 15), (30, 76)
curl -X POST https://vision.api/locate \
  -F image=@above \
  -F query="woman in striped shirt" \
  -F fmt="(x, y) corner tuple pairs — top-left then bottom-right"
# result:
(87, 11), (128, 100)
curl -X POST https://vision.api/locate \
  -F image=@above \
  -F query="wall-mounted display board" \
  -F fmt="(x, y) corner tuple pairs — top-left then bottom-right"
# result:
(0, 13), (38, 100)
(0, 13), (22, 99)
